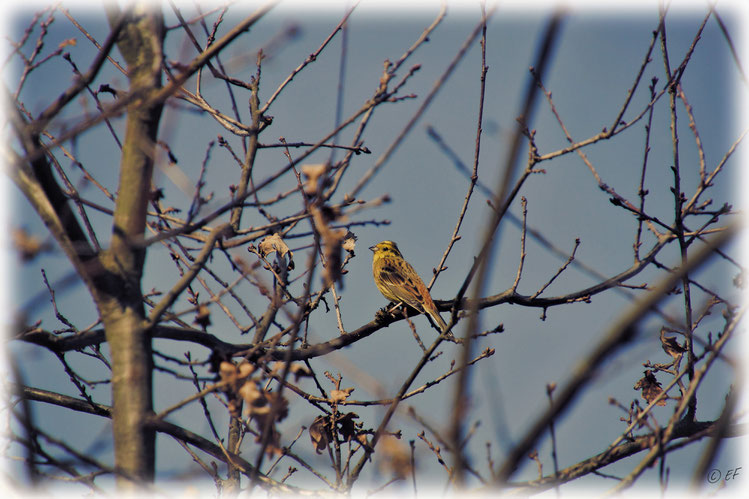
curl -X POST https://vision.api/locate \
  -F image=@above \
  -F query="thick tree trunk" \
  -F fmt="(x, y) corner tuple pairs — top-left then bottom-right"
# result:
(100, 3), (164, 488)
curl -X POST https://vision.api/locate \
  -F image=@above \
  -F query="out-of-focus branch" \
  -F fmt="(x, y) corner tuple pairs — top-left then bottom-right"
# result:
(493, 223), (739, 485)
(31, 13), (126, 133)
(451, 11), (565, 485)
(507, 419), (744, 494)
(32, 2), (276, 157)
(5, 97), (101, 292)
(611, 304), (743, 493)
(17, 385), (300, 494)
(347, 5), (489, 199)
(147, 223), (232, 327)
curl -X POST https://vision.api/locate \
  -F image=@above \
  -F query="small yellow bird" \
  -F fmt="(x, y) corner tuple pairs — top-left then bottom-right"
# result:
(369, 240), (448, 333)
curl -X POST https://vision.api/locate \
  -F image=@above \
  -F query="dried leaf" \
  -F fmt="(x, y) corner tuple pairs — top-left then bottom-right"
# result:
(219, 361), (237, 384)
(324, 231), (345, 286)
(258, 233), (291, 259)
(356, 433), (372, 451)
(267, 392), (289, 422)
(263, 431), (283, 457)
(237, 361), (255, 378)
(58, 38), (77, 49)
(733, 270), (745, 289)
(13, 227), (47, 261)
(208, 350), (232, 374)
(378, 435), (412, 479)
(309, 416), (330, 454)
(289, 363), (313, 382)
(97, 83), (118, 98)
(330, 387), (354, 403)
(251, 413), (283, 457)
(241, 390), (288, 457)
(634, 370), (667, 406)
(659, 328), (686, 359)
(257, 233), (294, 269)
(311, 205), (347, 288)
(239, 380), (268, 415)
(194, 303), (211, 329)
(342, 231), (357, 254)
(301, 163), (328, 195)
(337, 412), (360, 443)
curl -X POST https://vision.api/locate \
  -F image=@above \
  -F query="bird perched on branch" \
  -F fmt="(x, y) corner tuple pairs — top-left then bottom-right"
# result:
(370, 240), (449, 334)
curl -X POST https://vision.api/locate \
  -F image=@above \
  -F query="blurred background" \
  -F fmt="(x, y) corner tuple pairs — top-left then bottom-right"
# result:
(3, 0), (747, 495)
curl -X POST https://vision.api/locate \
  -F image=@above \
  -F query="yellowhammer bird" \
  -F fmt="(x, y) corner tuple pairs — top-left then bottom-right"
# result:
(369, 240), (448, 333)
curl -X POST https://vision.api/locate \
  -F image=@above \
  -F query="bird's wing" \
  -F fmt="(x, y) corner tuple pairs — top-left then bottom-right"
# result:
(378, 261), (427, 312)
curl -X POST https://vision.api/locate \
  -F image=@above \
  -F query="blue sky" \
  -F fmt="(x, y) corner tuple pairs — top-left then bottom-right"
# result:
(3, 0), (748, 495)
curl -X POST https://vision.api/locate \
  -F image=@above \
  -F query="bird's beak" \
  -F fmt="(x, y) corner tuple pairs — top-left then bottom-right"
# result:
(369, 245), (376, 252)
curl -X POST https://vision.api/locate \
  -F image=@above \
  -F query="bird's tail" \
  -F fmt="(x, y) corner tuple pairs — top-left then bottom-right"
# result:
(427, 308), (450, 336)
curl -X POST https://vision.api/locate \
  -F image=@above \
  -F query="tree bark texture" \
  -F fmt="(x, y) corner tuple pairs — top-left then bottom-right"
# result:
(99, 3), (164, 487)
